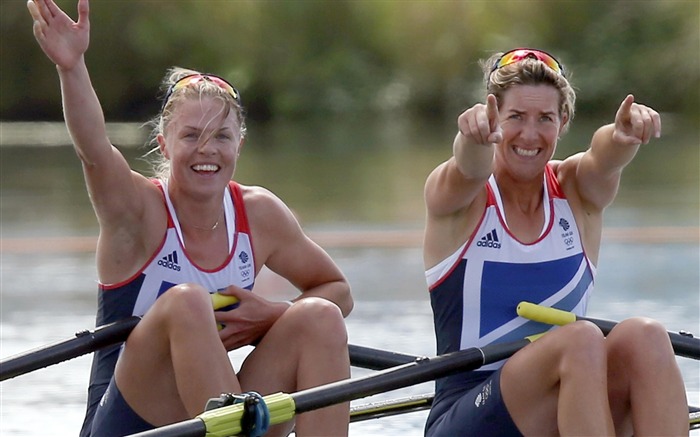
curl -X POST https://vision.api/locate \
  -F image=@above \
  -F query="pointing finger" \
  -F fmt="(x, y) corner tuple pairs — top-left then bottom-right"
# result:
(484, 95), (503, 144)
(485, 94), (499, 129)
(616, 94), (635, 121)
(485, 95), (502, 144)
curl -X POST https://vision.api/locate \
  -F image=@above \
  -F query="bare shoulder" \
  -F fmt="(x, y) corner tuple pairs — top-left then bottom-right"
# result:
(238, 184), (302, 243)
(237, 184), (335, 282)
(552, 153), (588, 200)
(239, 184), (296, 223)
(551, 153), (583, 180)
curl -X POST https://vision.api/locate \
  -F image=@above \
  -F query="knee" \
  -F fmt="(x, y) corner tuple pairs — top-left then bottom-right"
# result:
(155, 283), (212, 321)
(288, 298), (348, 345)
(613, 317), (668, 343)
(608, 317), (674, 363)
(557, 321), (607, 372)
(562, 320), (606, 347)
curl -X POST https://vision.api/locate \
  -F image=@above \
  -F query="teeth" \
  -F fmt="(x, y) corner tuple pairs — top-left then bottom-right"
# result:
(192, 164), (219, 172)
(514, 147), (538, 157)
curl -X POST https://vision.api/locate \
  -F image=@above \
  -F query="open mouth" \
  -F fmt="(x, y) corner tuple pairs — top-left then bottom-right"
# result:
(192, 164), (220, 174)
(513, 146), (539, 157)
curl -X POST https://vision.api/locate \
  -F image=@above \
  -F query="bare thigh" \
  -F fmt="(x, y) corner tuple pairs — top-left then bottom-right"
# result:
(115, 285), (236, 426)
(237, 297), (348, 393)
(500, 321), (609, 436)
(237, 298), (350, 437)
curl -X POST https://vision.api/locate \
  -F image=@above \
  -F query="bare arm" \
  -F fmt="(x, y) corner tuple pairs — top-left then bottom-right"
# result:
(424, 94), (502, 218)
(423, 95), (502, 268)
(29, 0), (157, 280)
(29, 0), (148, 220)
(568, 95), (661, 212)
(29, 0), (109, 167)
(214, 187), (352, 350)
(253, 188), (352, 315)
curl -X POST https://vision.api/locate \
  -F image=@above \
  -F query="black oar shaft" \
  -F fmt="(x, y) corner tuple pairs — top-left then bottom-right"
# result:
(293, 339), (529, 413)
(0, 316), (140, 381)
(1, 317), (417, 381)
(348, 344), (418, 370)
(131, 419), (205, 437)
(581, 315), (699, 359)
(5, 302), (697, 382)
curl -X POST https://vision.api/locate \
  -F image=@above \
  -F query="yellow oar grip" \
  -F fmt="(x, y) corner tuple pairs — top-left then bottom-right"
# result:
(517, 301), (576, 326)
(198, 392), (295, 437)
(211, 293), (239, 310)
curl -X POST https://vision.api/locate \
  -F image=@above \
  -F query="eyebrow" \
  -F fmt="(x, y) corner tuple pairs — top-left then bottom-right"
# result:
(181, 125), (233, 132)
(507, 108), (558, 117)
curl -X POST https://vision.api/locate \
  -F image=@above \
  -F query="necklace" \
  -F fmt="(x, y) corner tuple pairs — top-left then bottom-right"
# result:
(187, 209), (223, 231)
(189, 219), (220, 231)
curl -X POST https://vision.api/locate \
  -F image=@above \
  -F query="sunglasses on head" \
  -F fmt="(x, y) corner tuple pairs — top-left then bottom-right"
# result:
(161, 73), (241, 110)
(491, 48), (565, 76)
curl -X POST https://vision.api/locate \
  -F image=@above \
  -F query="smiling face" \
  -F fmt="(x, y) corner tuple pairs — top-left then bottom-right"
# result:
(157, 96), (243, 199)
(495, 84), (567, 181)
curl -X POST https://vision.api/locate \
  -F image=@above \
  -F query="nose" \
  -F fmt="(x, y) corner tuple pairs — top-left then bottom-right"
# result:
(197, 135), (216, 154)
(520, 120), (539, 144)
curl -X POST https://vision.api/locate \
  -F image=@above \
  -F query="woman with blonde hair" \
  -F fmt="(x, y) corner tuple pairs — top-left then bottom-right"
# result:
(28, 1), (353, 435)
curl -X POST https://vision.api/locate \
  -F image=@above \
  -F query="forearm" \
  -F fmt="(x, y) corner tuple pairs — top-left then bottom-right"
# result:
(574, 124), (641, 211)
(57, 57), (110, 166)
(297, 280), (353, 317)
(453, 131), (494, 181)
(588, 124), (641, 173)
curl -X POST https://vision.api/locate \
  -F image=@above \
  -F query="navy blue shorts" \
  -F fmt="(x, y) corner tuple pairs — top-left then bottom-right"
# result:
(425, 368), (522, 437)
(90, 377), (154, 437)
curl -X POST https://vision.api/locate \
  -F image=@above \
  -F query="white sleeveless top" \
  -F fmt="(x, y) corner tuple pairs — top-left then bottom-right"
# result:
(426, 165), (595, 372)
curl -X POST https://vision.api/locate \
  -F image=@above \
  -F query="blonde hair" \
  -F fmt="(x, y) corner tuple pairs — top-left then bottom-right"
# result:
(479, 52), (576, 133)
(144, 67), (247, 179)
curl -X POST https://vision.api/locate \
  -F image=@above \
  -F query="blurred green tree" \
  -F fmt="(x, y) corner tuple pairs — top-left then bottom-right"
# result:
(1, 0), (697, 122)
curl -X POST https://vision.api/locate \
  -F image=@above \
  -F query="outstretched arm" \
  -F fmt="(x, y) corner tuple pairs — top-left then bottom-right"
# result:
(573, 95), (661, 211)
(424, 94), (501, 218)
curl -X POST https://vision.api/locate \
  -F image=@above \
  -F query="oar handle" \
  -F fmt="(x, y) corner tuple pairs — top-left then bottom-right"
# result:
(517, 301), (700, 360)
(211, 293), (239, 310)
(517, 301), (575, 326)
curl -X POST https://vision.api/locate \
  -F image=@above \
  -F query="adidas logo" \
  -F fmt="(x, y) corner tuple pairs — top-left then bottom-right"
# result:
(476, 229), (501, 249)
(157, 250), (182, 271)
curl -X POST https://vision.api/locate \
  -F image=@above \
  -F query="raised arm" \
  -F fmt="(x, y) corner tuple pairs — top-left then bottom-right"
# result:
(424, 94), (502, 218)
(571, 95), (661, 211)
(28, 0), (159, 281)
(28, 0), (148, 211)
(28, 0), (110, 166)
(423, 95), (502, 267)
